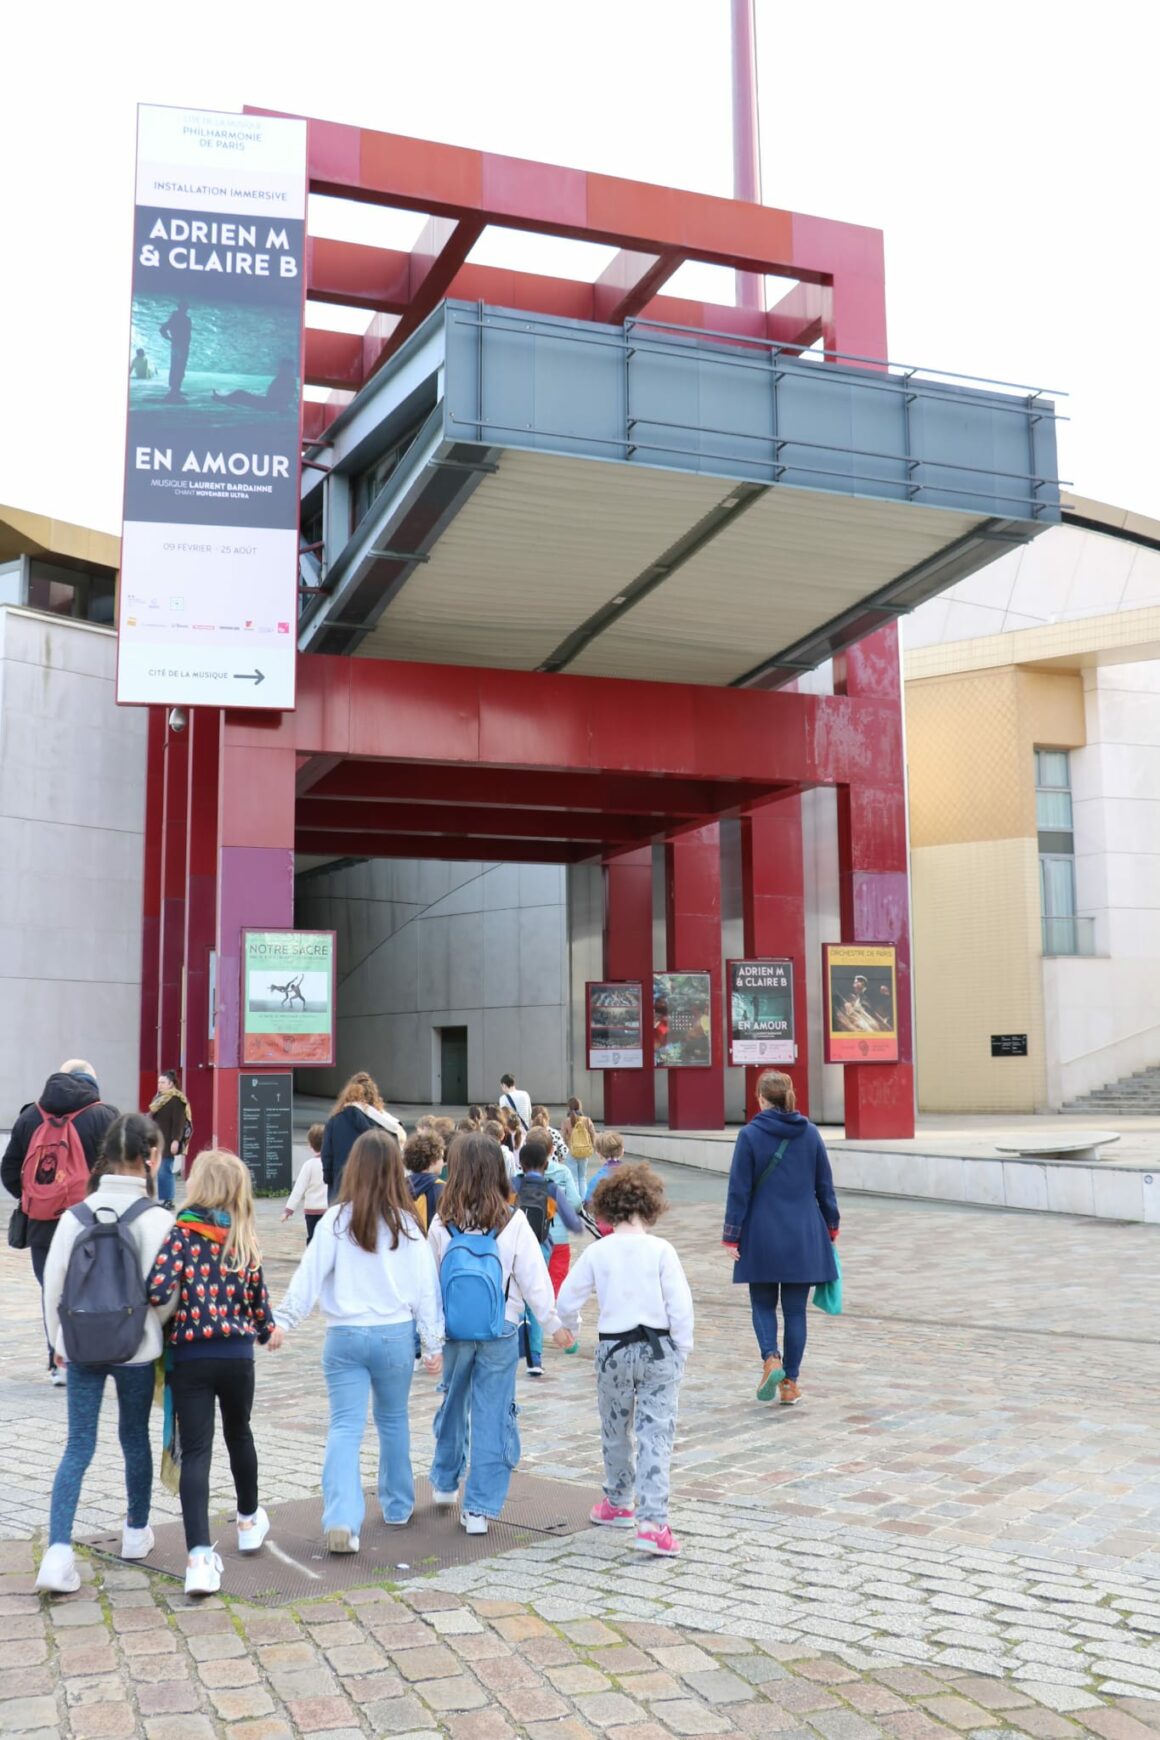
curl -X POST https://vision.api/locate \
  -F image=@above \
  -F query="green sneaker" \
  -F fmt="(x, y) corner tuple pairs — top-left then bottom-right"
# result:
(757, 1354), (786, 1401)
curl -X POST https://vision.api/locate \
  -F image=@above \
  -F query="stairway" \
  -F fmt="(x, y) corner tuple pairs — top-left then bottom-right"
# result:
(1061, 1064), (1160, 1115)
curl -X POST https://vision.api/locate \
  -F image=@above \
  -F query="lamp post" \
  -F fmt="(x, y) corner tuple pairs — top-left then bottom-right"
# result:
(731, 0), (763, 311)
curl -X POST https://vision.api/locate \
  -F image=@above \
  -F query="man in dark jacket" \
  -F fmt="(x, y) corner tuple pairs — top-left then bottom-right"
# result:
(2, 1060), (119, 1384)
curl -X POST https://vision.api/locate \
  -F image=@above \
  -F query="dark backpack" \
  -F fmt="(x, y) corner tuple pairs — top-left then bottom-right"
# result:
(21, 1104), (94, 1220)
(59, 1198), (153, 1366)
(516, 1173), (555, 1246)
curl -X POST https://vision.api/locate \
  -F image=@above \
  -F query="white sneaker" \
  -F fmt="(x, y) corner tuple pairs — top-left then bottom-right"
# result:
(527, 1364), (544, 1377)
(462, 1511), (489, 1535)
(237, 1507), (269, 1553)
(121, 1524), (154, 1561)
(431, 1487), (458, 1507)
(325, 1527), (360, 1554)
(184, 1551), (222, 1597)
(49, 1367), (66, 1389)
(36, 1543), (80, 1594)
(384, 1514), (413, 1527)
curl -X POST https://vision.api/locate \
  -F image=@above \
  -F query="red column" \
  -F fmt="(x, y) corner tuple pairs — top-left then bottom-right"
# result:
(157, 718), (190, 1085)
(740, 799), (809, 1120)
(138, 709), (166, 1109)
(665, 824), (725, 1131)
(210, 730), (297, 1151)
(834, 626), (915, 1138)
(182, 711), (222, 1153)
(602, 848), (655, 1126)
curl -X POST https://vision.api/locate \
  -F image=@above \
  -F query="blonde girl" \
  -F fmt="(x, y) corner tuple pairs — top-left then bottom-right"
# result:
(147, 1149), (281, 1597)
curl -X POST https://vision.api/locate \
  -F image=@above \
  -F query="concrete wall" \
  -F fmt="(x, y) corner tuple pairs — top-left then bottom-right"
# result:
(294, 858), (570, 1108)
(0, 609), (146, 1123)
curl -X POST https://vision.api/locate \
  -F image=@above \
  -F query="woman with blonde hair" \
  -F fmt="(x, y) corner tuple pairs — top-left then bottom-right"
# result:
(277, 1130), (443, 1552)
(321, 1071), (406, 1202)
(721, 1071), (839, 1407)
(147, 1150), (280, 1596)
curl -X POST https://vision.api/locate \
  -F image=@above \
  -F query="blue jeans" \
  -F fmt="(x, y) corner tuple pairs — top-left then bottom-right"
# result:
(157, 1153), (176, 1205)
(523, 1240), (552, 1366)
(322, 1323), (416, 1530)
(430, 1326), (520, 1517)
(749, 1281), (812, 1379)
(48, 1362), (155, 1545)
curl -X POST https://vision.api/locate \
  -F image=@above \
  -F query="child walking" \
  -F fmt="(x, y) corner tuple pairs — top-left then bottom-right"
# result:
(513, 1132), (584, 1375)
(427, 1133), (574, 1534)
(556, 1163), (693, 1558)
(282, 1123), (327, 1243)
(147, 1150), (281, 1597)
(585, 1132), (625, 1235)
(36, 1114), (175, 1594)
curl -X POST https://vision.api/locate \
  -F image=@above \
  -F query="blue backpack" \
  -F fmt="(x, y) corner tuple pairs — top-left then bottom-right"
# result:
(440, 1226), (508, 1341)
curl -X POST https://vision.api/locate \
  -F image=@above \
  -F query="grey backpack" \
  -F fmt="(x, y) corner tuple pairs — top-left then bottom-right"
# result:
(59, 1199), (153, 1366)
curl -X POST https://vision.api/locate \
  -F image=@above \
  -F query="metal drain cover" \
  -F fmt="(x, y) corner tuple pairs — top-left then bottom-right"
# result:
(85, 1472), (594, 1603)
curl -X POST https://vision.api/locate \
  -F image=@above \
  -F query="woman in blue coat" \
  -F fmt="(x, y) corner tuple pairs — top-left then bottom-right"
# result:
(721, 1070), (839, 1405)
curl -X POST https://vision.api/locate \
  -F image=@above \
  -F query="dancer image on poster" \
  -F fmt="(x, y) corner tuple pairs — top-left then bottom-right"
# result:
(212, 358), (297, 413)
(159, 302), (192, 401)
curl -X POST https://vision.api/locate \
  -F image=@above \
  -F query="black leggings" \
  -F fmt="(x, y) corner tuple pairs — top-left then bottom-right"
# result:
(171, 1358), (258, 1549)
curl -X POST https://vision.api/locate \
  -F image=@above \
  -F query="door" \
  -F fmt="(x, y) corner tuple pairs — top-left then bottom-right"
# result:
(439, 1027), (468, 1106)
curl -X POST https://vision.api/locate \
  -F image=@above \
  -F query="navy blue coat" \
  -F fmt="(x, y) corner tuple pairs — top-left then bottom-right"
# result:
(722, 1109), (839, 1286)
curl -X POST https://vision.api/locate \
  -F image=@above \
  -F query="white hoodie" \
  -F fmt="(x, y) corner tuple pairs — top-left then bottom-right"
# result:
(277, 1204), (444, 1353)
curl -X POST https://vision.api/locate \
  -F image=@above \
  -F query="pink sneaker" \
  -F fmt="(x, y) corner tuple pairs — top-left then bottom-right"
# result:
(634, 1523), (681, 1557)
(590, 1498), (636, 1529)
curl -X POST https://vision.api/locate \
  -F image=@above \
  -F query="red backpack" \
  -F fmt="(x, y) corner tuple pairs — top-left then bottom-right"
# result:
(21, 1105), (94, 1220)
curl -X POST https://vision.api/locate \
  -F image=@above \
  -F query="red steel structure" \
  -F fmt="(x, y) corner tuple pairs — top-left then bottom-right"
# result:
(140, 112), (914, 1150)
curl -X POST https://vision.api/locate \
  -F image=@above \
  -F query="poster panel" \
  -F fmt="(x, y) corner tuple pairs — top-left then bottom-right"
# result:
(118, 105), (308, 710)
(653, 971), (713, 1069)
(242, 930), (335, 1065)
(728, 958), (795, 1065)
(586, 981), (644, 1070)
(823, 943), (899, 1064)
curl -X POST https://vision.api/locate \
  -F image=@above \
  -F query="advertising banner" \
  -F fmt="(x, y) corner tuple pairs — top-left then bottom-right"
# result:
(118, 105), (308, 710)
(823, 943), (899, 1064)
(727, 958), (795, 1065)
(653, 971), (713, 1069)
(241, 930), (335, 1065)
(586, 981), (644, 1070)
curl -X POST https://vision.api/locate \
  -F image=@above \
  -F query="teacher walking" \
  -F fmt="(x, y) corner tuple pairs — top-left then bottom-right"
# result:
(721, 1070), (839, 1406)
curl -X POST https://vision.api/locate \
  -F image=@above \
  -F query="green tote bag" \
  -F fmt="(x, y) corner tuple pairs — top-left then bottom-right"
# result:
(813, 1248), (842, 1315)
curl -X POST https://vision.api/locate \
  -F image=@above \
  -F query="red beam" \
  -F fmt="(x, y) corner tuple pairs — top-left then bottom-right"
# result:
(306, 760), (782, 815)
(594, 248), (684, 325)
(296, 797), (654, 843)
(365, 216), (486, 378)
(295, 831), (596, 865)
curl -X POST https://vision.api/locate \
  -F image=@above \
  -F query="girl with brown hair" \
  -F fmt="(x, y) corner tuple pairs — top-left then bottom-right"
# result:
(321, 1072), (407, 1202)
(276, 1130), (443, 1553)
(427, 1133), (573, 1535)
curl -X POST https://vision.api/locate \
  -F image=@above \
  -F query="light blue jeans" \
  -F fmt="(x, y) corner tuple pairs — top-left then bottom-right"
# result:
(430, 1326), (520, 1517)
(322, 1322), (415, 1530)
(524, 1239), (552, 1366)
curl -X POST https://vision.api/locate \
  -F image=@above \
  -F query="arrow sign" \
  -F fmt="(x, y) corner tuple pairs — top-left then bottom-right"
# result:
(234, 669), (265, 686)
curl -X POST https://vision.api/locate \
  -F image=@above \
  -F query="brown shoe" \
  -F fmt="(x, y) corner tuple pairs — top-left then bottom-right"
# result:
(757, 1355), (785, 1401)
(777, 1379), (802, 1405)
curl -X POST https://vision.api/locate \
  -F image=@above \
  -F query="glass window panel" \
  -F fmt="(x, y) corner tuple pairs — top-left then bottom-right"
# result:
(1035, 749), (1070, 789)
(1036, 788), (1073, 829)
(1039, 855), (1076, 918)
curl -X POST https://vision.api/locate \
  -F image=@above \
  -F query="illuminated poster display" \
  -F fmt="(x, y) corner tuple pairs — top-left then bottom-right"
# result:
(586, 981), (644, 1069)
(728, 958), (794, 1065)
(653, 971), (713, 1068)
(823, 943), (899, 1064)
(242, 931), (335, 1065)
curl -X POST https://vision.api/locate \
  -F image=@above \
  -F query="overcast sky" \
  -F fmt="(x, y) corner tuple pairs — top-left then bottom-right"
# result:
(2, 0), (1155, 533)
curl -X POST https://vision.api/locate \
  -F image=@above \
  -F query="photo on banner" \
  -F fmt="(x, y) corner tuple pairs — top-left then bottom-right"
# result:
(727, 958), (795, 1065)
(822, 943), (899, 1063)
(653, 971), (713, 1069)
(241, 930), (336, 1065)
(586, 981), (645, 1070)
(117, 105), (308, 710)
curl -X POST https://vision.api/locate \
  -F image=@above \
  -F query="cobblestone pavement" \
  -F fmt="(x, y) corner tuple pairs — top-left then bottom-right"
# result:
(3, 1177), (1160, 1735)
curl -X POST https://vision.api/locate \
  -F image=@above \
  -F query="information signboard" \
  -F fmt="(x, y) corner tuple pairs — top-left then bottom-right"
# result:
(586, 981), (644, 1070)
(727, 958), (795, 1066)
(241, 930), (336, 1065)
(117, 105), (308, 710)
(653, 971), (713, 1069)
(238, 1071), (293, 1193)
(823, 943), (900, 1064)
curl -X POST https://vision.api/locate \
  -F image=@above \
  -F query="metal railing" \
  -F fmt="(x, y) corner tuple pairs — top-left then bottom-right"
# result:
(1042, 915), (1096, 957)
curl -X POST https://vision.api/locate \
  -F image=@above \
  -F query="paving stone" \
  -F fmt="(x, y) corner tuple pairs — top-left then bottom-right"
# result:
(550, 1665), (617, 1695)
(208, 1685), (278, 1720)
(142, 1720), (217, 1740)
(137, 1681), (203, 1715)
(681, 1669), (758, 1705)
(808, 1713), (888, 1739)
(574, 1692), (652, 1728)
(497, 1683), (573, 1722)
(0, 1697), (60, 1732)
(419, 1674), (492, 1712)
(919, 1697), (1000, 1732)
(284, 1696), (362, 1733)
(363, 1693), (439, 1732)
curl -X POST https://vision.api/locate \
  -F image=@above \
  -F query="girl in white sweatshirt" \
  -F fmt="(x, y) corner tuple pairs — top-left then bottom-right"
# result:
(276, 1130), (443, 1553)
(556, 1162), (693, 1558)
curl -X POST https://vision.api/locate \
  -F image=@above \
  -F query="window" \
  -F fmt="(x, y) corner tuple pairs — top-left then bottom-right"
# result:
(1036, 749), (1089, 955)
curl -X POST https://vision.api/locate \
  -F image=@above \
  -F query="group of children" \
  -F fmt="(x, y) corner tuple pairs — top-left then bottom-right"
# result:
(33, 1091), (694, 1601)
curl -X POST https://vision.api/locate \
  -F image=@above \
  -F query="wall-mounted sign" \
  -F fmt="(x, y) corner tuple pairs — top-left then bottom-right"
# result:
(823, 943), (899, 1064)
(653, 971), (713, 1069)
(727, 959), (795, 1066)
(241, 930), (336, 1065)
(586, 981), (644, 1070)
(238, 1071), (293, 1193)
(991, 1033), (1029, 1058)
(117, 104), (307, 710)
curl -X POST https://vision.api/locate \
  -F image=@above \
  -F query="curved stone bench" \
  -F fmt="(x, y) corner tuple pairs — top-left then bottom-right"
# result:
(994, 1132), (1122, 1163)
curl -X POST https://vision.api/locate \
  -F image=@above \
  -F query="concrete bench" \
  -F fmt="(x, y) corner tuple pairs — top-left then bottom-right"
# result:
(995, 1132), (1122, 1163)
